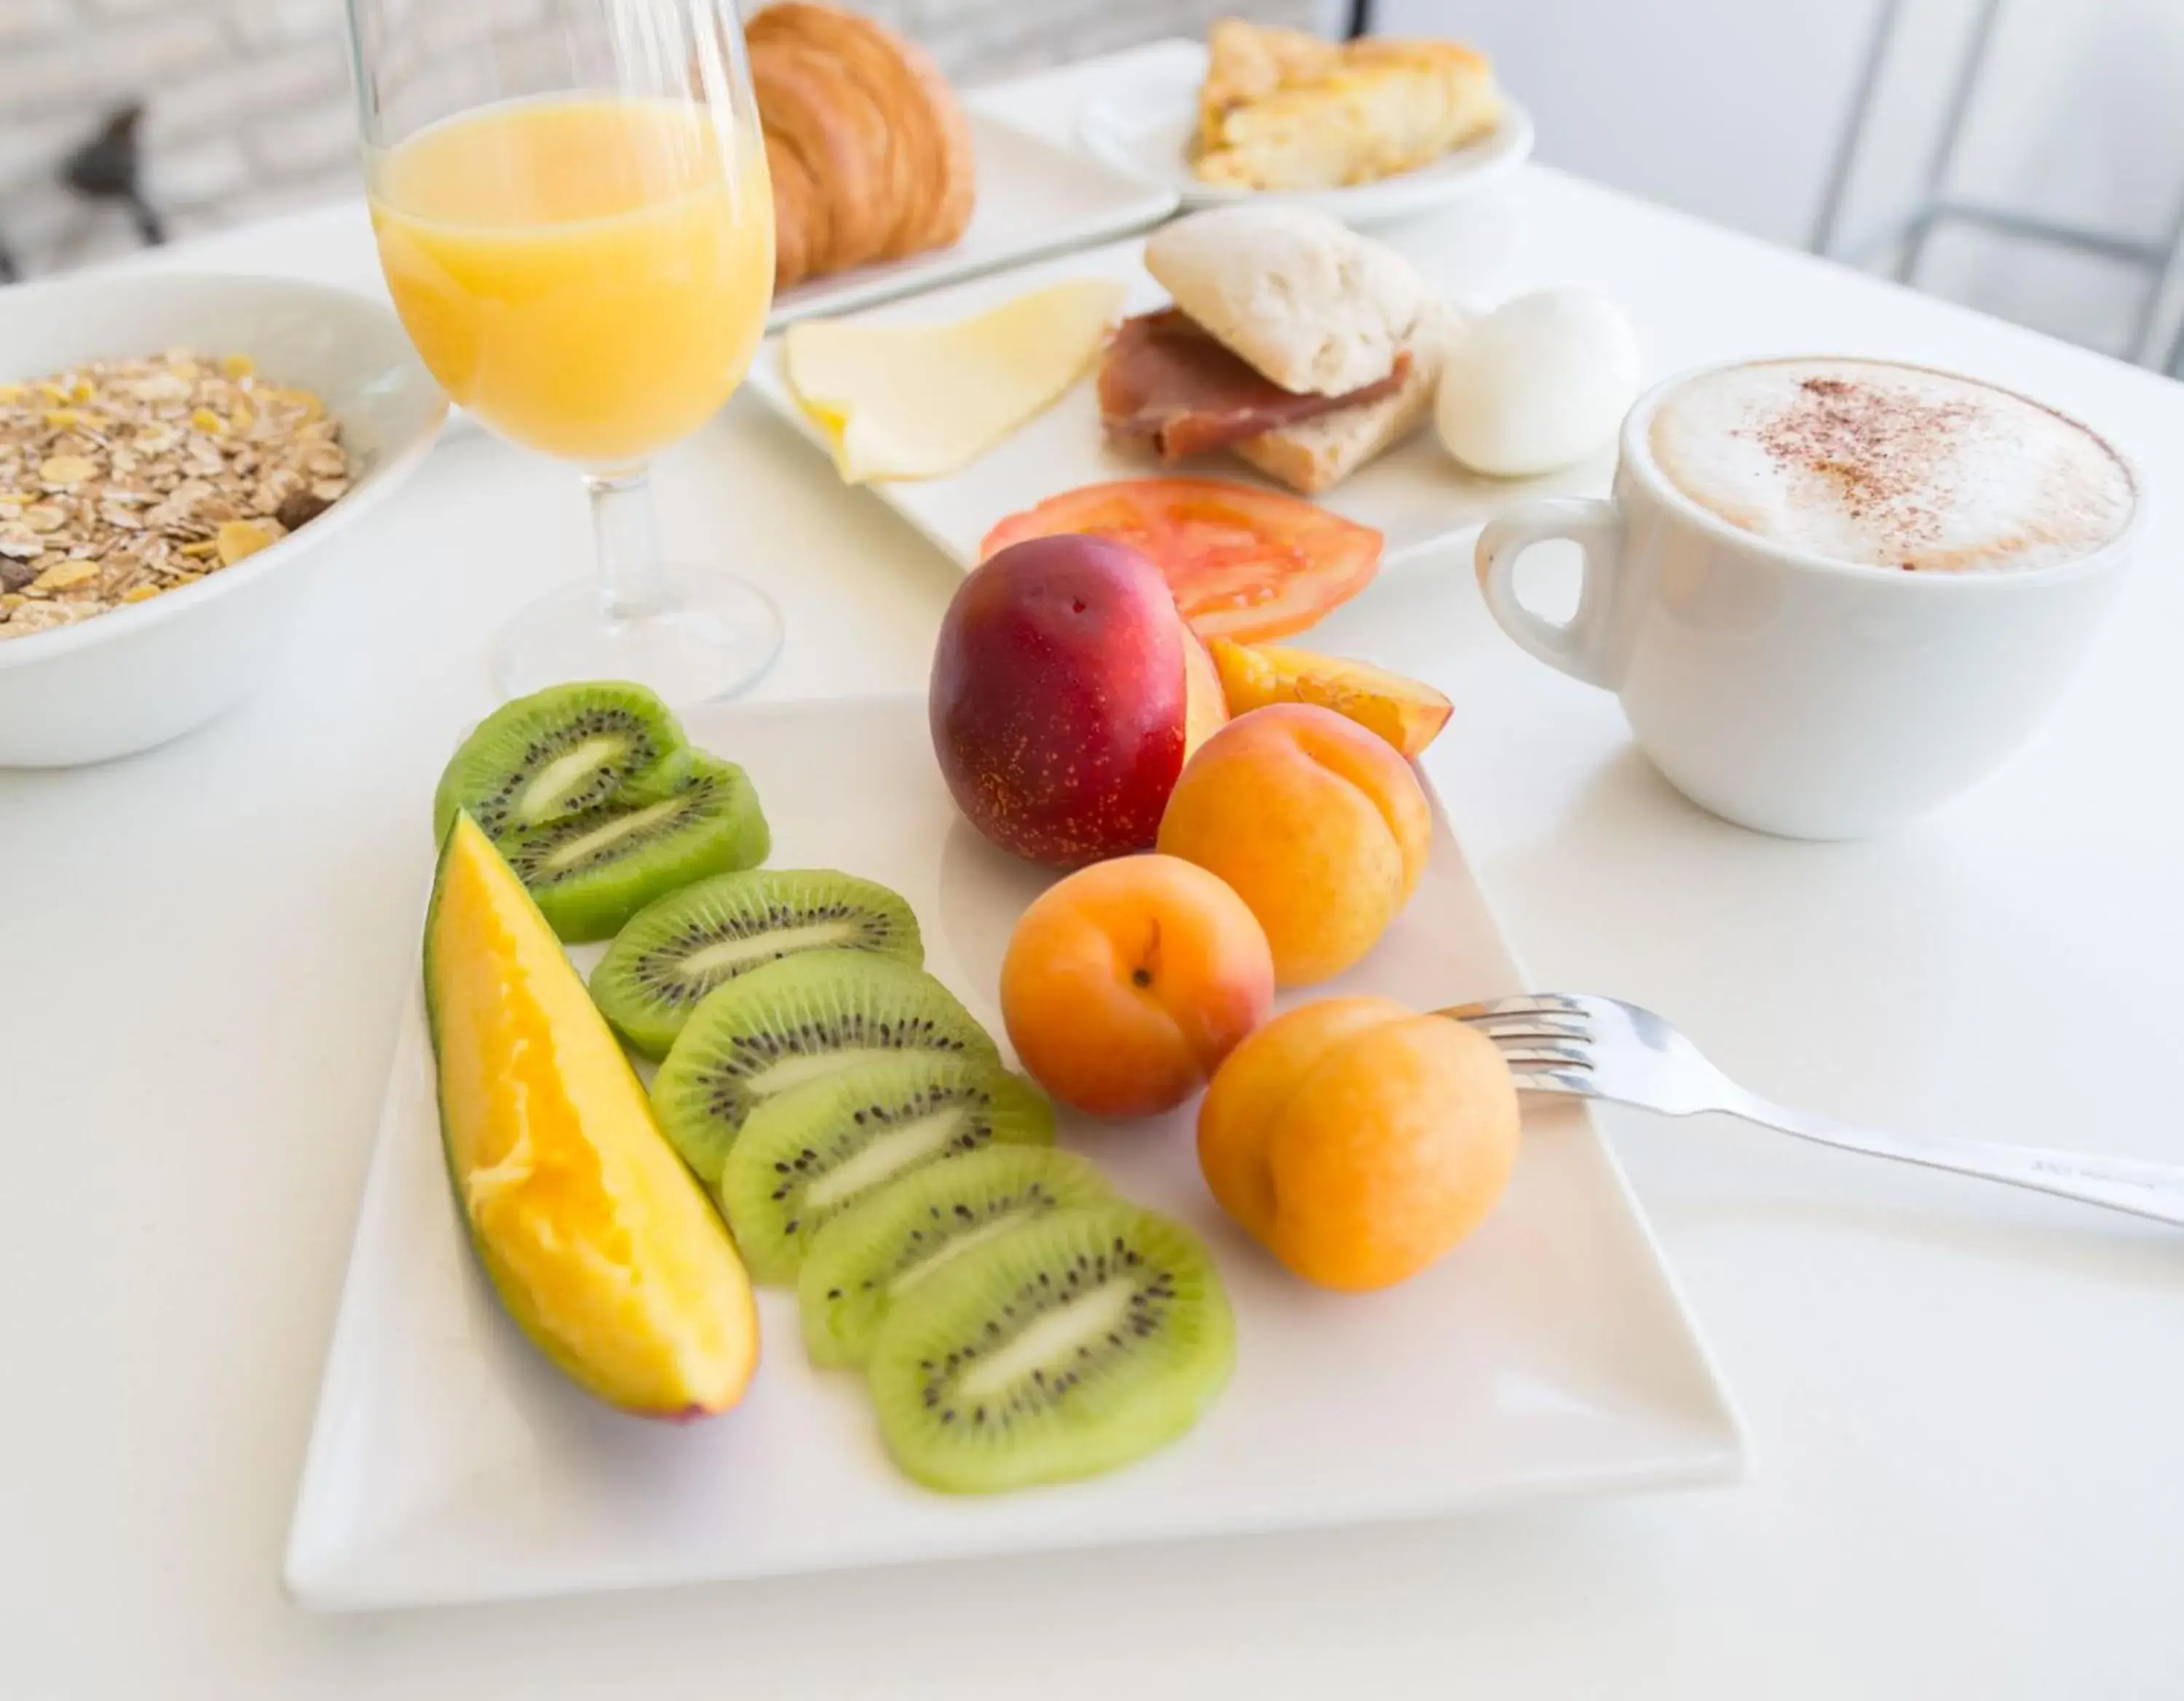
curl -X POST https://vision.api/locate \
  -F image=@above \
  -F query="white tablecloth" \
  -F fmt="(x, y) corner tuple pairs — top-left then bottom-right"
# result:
(3, 42), (2180, 1701)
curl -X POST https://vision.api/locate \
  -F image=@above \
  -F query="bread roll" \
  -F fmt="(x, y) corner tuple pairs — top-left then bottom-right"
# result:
(1144, 206), (1430, 396)
(1232, 300), (1468, 494)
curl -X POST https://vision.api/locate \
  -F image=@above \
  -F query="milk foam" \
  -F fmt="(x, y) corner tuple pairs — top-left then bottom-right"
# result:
(1648, 358), (2133, 572)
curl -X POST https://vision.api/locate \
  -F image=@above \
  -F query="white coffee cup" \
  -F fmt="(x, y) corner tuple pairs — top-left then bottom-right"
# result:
(1473, 357), (2145, 839)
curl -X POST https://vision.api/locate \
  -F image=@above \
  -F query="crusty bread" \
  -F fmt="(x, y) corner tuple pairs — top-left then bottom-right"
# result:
(1144, 206), (1429, 397)
(1232, 299), (1467, 494)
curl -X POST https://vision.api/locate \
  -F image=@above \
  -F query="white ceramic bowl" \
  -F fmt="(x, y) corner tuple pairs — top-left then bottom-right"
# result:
(0, 271), (446, 766)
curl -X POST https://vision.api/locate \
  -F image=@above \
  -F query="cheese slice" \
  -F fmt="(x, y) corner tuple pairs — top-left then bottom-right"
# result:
(783, 280), (1127, 483)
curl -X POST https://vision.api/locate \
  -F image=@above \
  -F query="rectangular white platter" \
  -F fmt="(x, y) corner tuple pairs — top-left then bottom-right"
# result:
(764, 111), (1178, 329)
(285, 696), (1744, 1611)
(747, 236), (1615, 569)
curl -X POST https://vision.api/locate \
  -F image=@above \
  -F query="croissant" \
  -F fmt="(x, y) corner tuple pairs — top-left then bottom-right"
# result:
(747, 3), (976, 289)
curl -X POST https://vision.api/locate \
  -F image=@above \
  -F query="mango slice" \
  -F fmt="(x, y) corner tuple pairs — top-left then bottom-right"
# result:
(424, 815), (758, 1417)
(1208, 639), (1452, 759)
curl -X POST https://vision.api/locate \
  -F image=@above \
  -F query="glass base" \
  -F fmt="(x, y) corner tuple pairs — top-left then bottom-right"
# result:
(491, 568), (783, 706)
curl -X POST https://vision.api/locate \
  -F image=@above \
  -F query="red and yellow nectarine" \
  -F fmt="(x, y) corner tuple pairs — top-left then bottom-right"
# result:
(930, 536), (1225, 868)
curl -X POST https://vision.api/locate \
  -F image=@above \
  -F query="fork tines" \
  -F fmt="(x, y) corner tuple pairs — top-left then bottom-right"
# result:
(1439, 994), (1590, 1039)
(1436, 995), (1597, 1084)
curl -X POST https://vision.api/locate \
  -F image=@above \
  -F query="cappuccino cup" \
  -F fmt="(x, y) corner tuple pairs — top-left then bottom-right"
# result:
(1475, 356), (2143, 839)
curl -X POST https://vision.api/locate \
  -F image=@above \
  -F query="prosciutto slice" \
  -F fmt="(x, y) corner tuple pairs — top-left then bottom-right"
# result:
(1098, 309), (1409, 463)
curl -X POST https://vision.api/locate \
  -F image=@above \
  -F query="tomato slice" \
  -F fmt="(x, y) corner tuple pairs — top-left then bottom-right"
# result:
(979, 478), (1383, 643)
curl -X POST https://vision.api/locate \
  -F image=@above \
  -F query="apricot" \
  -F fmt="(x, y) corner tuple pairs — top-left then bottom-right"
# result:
(1000, 853), (1275, 1118)
(1198, 999), (1520, 1291)
(1208, 639), (1452, 759)
(1156, 703), (1431, 987)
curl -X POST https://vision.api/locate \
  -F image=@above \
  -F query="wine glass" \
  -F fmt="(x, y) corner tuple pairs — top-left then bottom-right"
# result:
(344, 0), (781, 702)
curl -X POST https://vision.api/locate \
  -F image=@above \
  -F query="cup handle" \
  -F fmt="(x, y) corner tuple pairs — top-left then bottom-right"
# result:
(1474, 497), (1627, 690)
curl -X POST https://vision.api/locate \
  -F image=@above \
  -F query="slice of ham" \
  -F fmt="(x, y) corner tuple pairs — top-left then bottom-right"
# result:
(1099, 309), (1409, 463)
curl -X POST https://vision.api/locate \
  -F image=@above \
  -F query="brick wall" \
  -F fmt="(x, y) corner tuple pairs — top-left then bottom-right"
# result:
(0, 0), (1324, 277)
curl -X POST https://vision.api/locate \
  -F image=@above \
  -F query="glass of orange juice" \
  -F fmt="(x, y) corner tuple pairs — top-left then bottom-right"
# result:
(347, 0), (780, 700)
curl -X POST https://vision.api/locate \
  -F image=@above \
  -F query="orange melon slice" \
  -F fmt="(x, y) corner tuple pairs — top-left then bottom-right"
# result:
(424, 815), (758, 1418)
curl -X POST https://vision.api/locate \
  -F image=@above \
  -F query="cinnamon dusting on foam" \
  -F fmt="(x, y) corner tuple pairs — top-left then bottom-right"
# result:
(1648, 359), (2132, 573)
(1752, 376), (1978, 569)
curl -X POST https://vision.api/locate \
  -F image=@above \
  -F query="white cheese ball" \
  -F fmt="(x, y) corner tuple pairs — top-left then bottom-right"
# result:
(1434, 288), (1640, 477)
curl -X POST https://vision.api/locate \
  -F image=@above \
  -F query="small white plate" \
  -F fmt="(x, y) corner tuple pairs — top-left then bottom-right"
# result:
(745, 237), (1614, 573)
(767, 110), (1178, 328)
(1077, 45), (1534, 228)
(285, 695), (1744, 1611)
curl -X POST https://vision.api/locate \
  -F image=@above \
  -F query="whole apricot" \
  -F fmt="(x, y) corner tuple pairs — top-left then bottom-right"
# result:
(1157, 703), (1431, 987)
(1198, 1000), (1519, 1290)
(1000, 853), (1275, 1118)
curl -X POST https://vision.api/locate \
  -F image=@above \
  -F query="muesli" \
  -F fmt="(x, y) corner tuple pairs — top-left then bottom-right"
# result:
(0, 350), (349, 642)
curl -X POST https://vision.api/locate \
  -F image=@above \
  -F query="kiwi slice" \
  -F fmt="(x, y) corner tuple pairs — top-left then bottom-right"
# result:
(799, 1146), (1112, 1369)
(591, 869), (924, 1058)
(719, 1056), (1056, 1286)
(432, 681), (687, 845)
(652, 950), (998, 1185)
(496, 754), (769, 943)
(866, 1203), (1235, 1494)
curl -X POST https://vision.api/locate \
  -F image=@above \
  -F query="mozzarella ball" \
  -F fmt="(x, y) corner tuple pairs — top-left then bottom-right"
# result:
(1435, 289), (1640, 477)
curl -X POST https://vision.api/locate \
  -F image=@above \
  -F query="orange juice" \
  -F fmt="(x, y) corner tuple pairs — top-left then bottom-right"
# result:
(369, 97), (773, 466)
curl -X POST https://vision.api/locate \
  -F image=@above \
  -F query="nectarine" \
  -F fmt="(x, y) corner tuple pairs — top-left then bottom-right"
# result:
(1198, 1000), (1520, 1291)
(930, 536), (1224, 869)
(1000, 854), (1274, 1118)
(1157, 703), (1431, 986)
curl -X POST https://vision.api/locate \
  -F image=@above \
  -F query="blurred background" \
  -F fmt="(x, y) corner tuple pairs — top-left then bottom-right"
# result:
(4, 0), (2182, 367)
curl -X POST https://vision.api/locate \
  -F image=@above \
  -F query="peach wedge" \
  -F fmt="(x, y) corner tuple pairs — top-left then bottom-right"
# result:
(1208, 639), (1452, 759)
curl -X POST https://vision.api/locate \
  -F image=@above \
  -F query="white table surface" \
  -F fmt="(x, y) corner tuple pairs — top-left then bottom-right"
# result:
(4, 42), (2181, 1700)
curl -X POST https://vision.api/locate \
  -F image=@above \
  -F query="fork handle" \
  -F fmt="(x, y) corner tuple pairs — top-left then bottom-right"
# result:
(1736, 1097), (2184, 1227)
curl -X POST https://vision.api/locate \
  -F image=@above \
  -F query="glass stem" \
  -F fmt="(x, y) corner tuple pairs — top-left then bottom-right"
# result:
(585, 465), (669, 621)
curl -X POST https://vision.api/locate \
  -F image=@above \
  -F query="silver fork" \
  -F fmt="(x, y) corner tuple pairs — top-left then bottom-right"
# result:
(1441, 993), (2184, 1227)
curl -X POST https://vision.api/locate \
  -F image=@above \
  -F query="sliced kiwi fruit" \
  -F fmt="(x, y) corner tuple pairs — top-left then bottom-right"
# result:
(496, 754), (769, 943)
(719, 1056), (1056, 1286)
(652, 950), (998, 1186)
(799, 1146), (1112, 1369)
(432, 681), (687, 845)
(591, 869), (924, 1059)
(866, 1203), (1235, 1494)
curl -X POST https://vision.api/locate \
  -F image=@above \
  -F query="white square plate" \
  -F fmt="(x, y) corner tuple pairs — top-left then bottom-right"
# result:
(765, 111), (1178, 329)
(746, 237), (1614, 572)
(286, 697), (1744, 1611)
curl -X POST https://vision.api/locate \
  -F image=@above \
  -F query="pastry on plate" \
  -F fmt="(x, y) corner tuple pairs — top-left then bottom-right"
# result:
(747, 2), (976, 288)
(1197, 18), (1344, 143)
(1193, 17), (1504, 192)
(1099, 205), (1464, 494)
